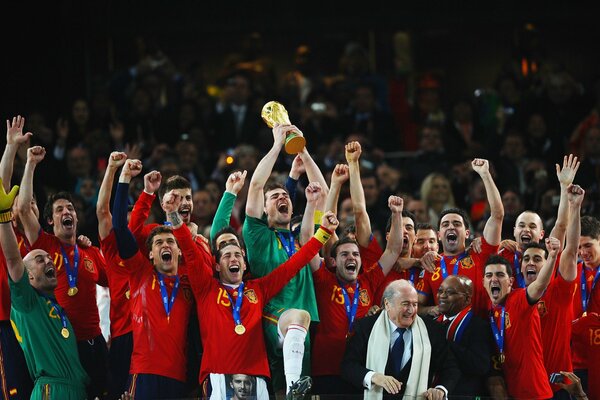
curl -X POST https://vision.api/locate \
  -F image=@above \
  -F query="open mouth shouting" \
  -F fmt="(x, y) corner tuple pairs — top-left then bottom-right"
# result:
(277, 201), (289, 214)
(490, 282), (502, 299)
(178, 206), (191, 221)
(44, 265), (56, 279)
(520, 233), (532, 244)
(525, 265), (538, 278)
(445, 232), (458, 245)
(62, 215), (75, 230)
(345, 261), (358, 275)
(160, 250), (173, 263)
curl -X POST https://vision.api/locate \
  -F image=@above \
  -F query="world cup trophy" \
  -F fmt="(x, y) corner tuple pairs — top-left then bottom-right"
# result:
(261, 101), (306, 154)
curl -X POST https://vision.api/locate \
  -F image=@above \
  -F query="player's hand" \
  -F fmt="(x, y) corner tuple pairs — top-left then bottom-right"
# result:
(305, 182), (323, 205)
(225, 170), (247, 195)
(27, 146), (46, 165)
(467, 236), (482, 254)
(420, 251), (442, 273)
(6, 115), (32, 145)
(371, 373), (402, 394)
(108, 152), (127, 169)
(0, 179), (19, 212)
(144, 171), (162, 194)
(567, 184), (585, 207)
(331, 164), (349, 186)
(471, 158), (490, 175)
(556, 154), (580, 187)
(76, 235), (92, 248)
(427, 305), (441, 318)
(345, 141), (362, 163)
(320, 211), (339, 233)
(545, 236), (560, 257)
(290, 154), (306, 179)
(366, 305), (381, 317)
(499, 239), (519, 253)
(122, 159), (142, 179)
(162, 191), (181, 215)
(388, 195), (404, 214)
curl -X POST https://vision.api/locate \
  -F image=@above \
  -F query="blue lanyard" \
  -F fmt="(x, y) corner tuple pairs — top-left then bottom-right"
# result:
(514, 252), (525, 288)
(337, 279), (360, 333)
(440, 252), (467, 279)
(489, 307), (505, 355)
(276, 231), (296, 258)
(60, 245), (79, 290)
(157, 272), (180, 321)
(224, 282), (245, 326)
(41, 293), (68, 332)
(581, 264), (600, 313)
(408, 267), (417, 284)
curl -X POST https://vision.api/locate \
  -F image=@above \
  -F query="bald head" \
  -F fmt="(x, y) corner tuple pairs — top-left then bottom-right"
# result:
(437, 275), (472, 317)
(22, 249), (57, 293)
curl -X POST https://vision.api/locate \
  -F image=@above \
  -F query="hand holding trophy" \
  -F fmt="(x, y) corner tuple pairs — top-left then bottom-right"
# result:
(261, 101), (306, 154)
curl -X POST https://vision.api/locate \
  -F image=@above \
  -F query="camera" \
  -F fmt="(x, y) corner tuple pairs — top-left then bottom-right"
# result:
(549, 372), (564, 384)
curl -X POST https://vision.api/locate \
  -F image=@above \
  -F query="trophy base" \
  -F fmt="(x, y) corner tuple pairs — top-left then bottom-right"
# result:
(284, 134), (306, 154)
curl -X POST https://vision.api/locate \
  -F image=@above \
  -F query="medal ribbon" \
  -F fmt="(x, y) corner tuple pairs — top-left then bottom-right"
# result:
(581, 264), (600, 313)
(408, 267), (417, 284)
(514, 252), (525, 288)
(60, 244), (79, 291)
(440, 252), (467, 279)
(489, 306), (505, 356)
(224, 282), (245, 327)
(157, 272), (180, 320)
(337, 279), (360, 333)
(276, 231), (296, 258)
(41, 293), (68, 334)
(446, 306), (473, 342)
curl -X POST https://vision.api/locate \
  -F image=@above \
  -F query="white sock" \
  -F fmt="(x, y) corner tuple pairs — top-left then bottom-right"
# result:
(283, 324), (307, 392)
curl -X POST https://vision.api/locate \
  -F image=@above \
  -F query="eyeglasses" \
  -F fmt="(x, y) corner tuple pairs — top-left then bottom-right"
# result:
(437, 288), (466, 297)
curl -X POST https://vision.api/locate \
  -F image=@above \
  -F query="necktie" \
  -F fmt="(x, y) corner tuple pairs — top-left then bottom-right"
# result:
(390, 327), (406, 376)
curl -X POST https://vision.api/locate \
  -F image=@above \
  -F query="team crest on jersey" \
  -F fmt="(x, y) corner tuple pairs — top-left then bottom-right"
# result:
(505, 313), (511, 329)
(358, 289), (370, 306)
(460, 256), (474, 270)
(244, 289), (258, 304)
(537, 301), (547, 318)
(84, 258), (95, 273)
(415, 280), (425, 291)
(183, 287), (193, 302)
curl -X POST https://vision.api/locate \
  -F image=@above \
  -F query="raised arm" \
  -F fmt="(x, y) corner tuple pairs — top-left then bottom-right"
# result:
(210, 170), (246, 241)
(113, 159), (143, 259)
(298, 147), (329, 193)
(377, 196), (404, 275)
(128, 170), (162, 239)
(346, 141), (371, 247)
(323, 164), (349, 256)
(1, 116), (31, 192)
(0, 181), (23, 282)
(527, 236), (560, 302)
(96, 152), (127, 240)
(245, 124), (290, 218)
(300, 182), (324, 272)
(550, 154), (580, 245)
(558, 184), (584, 282)
(472, 159), (503, 246)
(18, 146), (46, 245)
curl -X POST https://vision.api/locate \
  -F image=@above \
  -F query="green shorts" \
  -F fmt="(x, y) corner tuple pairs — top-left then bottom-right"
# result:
(262, 307), (312, 392)
(32, 376), (87, 400)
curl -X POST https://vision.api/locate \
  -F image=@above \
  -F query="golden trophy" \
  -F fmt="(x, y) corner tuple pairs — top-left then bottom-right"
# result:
(261, 101), (306, 154)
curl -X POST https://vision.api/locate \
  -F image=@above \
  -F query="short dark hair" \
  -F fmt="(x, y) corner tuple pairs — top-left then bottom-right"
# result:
(484, 255), (512, 277)
(263, 181), (289, 198)
(159, 175), (191, 200)
(581, 216), (600, 240)
(522, 242), (548, 258)
(330, 236), (359, 258)
(215, 242), (244, 264)
(386, 210), (416, 233)
(43, 192), (74, 223)
(415, 222), (436, 232)
(145, 225), (178, 253)
(438, 208), (471, 230)
(211, 226), (243, 254)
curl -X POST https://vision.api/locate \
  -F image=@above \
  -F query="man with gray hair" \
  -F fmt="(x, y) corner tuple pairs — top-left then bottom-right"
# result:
(341, 279), (459, 399)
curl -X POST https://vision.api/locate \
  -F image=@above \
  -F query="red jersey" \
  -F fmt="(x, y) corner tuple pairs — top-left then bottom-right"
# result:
(359, 235), (383, 273)
(572, 260), (600, 368)
(312, 264), (384, 376)
(419, 237), (498, 315)
(491, 289), (552, 399)
(128, 190), (213, 273)
(32, 231), (107, 340)
(99, 231), (132, 338)
(175, 223), (325, 383)
(125, 246), (194, 382)
(374, 267), (422, 306)
(0, 227), (30, 321)
(537, 274), (576, 392)
(571, 313), (600, 400)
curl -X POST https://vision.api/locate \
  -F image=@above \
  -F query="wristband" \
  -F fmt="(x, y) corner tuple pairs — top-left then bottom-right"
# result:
(313, 210), (324, 225)
(314, 227), (333, 244)
(0, 210), (12, 224)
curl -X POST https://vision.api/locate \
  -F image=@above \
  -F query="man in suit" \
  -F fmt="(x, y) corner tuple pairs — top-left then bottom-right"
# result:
(435, 275), (493, 397)
(341, 279), (460, 399)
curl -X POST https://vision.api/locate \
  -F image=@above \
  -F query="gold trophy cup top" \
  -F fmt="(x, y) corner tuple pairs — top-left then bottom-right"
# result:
(261, 101), (292, 127)
(261, 101), (306, 154)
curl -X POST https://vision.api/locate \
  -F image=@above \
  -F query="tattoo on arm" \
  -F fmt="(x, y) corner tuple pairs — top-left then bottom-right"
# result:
(169, 211), (182, 227)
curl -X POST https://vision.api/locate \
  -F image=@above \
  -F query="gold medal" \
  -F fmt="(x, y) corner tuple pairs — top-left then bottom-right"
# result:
(234, 324), (246, 335)
(67, 287), (78, 296)
(61, 328), (70, 339)
(499, 353), (505, 364)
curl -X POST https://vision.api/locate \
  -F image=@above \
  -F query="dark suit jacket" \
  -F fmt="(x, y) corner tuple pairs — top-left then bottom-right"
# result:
(341, 313), (460, 397)
(431, 313), (493, 397)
